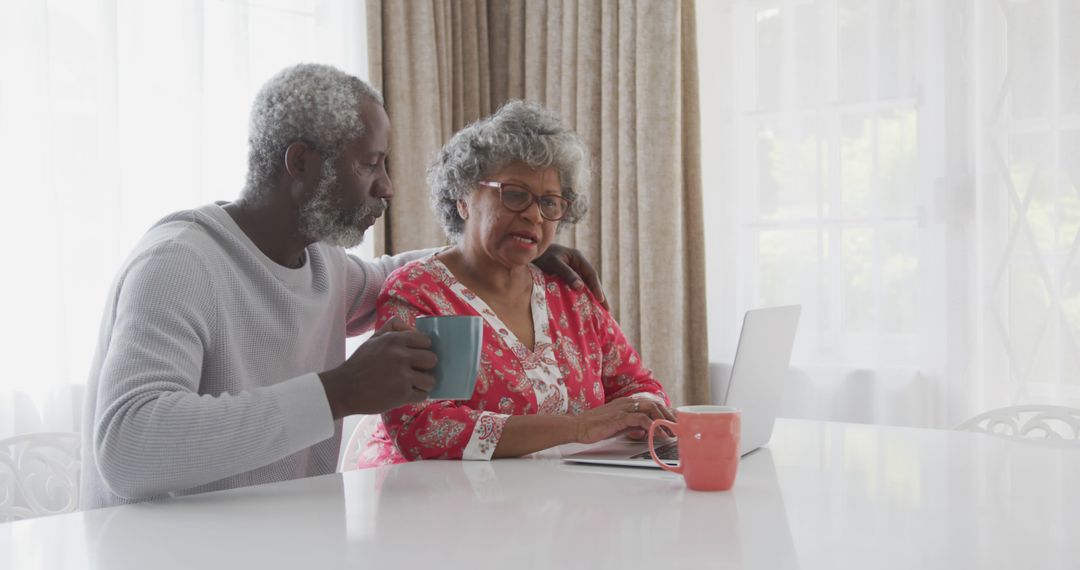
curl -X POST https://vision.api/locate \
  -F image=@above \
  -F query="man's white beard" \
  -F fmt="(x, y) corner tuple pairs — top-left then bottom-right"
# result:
(298, 161), (386, 248)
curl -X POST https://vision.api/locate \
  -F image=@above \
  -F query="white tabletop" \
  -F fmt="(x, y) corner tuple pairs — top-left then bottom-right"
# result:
(3, 419), (1078, 569)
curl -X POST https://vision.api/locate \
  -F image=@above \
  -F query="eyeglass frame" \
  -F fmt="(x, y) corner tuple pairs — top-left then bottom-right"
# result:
(475, 180), (574, 221)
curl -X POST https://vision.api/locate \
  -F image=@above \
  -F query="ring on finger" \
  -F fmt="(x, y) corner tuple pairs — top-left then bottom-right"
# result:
(631, 400), (640, 413)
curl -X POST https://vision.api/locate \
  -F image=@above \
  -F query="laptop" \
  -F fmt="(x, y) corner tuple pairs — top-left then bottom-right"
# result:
(563, 305), (801, 468)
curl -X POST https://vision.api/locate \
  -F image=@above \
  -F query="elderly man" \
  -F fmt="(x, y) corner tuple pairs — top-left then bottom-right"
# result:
(81, 64), (605, 509)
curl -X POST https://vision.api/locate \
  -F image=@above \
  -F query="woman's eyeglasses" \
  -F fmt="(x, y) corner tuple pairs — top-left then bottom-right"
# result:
(477, 180), (573, 221)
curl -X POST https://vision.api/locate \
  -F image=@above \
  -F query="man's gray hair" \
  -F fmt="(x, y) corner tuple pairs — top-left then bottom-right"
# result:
(428, 100), (590, 242)
(244, 63), (383, 195)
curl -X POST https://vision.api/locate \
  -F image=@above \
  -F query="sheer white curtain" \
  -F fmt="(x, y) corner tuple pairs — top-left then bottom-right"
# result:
(699, 0), (1080, 428)
(0, 0), (369, 440)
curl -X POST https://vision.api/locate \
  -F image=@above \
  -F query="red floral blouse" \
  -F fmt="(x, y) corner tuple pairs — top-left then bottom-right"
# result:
(355, 253), (669, 467)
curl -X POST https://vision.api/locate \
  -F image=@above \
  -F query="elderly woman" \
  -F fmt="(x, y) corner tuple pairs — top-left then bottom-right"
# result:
(356, 101), (673, 466)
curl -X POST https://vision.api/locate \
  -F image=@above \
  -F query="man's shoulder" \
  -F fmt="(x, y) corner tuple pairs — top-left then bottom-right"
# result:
(133, 204), (246, 262)
(116, 206), (240, 288)
(138, 204), (220, 244)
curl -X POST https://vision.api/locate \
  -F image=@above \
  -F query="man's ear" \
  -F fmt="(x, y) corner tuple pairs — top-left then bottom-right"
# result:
(456, 199), (469, 221)
(284, 141), (320, 203)
(284, 141), (313, 181)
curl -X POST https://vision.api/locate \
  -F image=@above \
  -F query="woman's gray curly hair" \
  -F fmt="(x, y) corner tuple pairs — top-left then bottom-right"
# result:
(244, 63), (383, 195)
(428, 100), (590, 242)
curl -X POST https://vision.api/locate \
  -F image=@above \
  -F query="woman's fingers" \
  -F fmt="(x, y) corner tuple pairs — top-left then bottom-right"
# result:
(628, 408), (654, 430)
(632, 398), (677, 438)
(583, 397), (679, 442)
(634, 398), (674, 421)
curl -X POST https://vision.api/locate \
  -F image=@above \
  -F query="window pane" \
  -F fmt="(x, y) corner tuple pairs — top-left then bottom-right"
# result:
(1002, 131), (1053, 373)
(1061, 131), (1080, 249)
(758, 229), (820, 307)
(841, 113), (873, 218)
(878, 107), (918, 215)
(756, 121), (822, 220)
(1008, 133), (1054, 252)
(1007, 0), (1053, 121)
(1063, 258), (1080, 385)
(117, 1), (206, 230)
(793, 3), (823, 107)
(1062, 0), (1080, 116)
(755, 6), (783, 111)
(1005, 227), (1052, 374)
(249, 3), (317, 81)
(842, 228), (875, 332)
(880, 227), (918, 333)
(838, 0), (872, 102)
(1059, 130), (1080, 384)
(876, 0), (917, 99)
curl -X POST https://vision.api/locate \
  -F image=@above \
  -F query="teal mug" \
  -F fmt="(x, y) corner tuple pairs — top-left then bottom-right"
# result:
(415, 316), (483, 400)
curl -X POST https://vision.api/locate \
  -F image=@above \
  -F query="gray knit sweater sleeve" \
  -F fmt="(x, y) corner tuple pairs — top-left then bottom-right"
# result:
(81, 202), (438, 508)
(90, 241), (333, 501)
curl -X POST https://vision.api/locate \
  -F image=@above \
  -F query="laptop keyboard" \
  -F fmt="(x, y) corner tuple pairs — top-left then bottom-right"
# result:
(630, 441), (679, 461)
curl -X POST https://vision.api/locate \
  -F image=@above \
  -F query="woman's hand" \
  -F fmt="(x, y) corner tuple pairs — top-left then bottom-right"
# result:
(573, 397), (676, 444)
(533, 244), (610, 311)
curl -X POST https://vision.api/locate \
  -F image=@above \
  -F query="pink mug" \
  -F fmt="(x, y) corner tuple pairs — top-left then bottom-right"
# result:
(648, 405), (741, 491)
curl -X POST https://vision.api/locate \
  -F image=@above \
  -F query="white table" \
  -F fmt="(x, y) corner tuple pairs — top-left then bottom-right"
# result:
(3, 419), (1079, 569)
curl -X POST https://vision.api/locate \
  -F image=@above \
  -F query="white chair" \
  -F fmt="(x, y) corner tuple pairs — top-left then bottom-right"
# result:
(338, 415), (381, 472)
(955, 405), (1080, 442)
(0, 432), (81, 522)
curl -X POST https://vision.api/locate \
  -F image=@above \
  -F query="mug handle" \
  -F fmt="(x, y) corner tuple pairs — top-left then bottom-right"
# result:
(648, 419), (682, 474)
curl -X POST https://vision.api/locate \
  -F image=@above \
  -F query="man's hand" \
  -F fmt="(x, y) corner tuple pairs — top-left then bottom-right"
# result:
(319, 318), (438, 418)
(533, 244), (610, 311)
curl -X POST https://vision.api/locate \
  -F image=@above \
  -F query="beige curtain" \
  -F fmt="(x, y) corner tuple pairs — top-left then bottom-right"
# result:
(368, 0), (708, 405)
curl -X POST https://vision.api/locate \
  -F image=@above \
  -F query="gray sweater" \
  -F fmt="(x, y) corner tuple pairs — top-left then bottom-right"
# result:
(81, 203), (422, 509)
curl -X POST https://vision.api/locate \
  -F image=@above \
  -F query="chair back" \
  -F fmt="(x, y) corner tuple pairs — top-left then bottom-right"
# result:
(339, 415), (381, 472)
(0, 432), (80, 522)
(955, 405), (1080, 441)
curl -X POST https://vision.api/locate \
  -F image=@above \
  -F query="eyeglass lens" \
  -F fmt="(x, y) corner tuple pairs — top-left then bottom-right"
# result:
(500, 185), (568, 220)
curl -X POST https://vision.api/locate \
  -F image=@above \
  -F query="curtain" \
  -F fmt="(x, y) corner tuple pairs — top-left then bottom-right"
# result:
(368, 0), (709, 405)
(0, 0), (370, 440)
(365, 0), (494, 252)
(699, 0), (1080, 428)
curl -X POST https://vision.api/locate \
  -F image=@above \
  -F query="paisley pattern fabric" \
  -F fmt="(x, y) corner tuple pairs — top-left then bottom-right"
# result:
(356, 253), (669, 467)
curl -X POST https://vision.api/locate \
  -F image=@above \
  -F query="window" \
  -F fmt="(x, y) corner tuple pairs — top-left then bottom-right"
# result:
(974, 0), (1080, 401)
(699, 0), (1080, 426)
(0, 0), (369, 439)
(743, 0), (933, 370)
